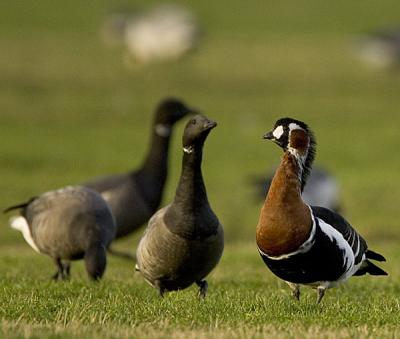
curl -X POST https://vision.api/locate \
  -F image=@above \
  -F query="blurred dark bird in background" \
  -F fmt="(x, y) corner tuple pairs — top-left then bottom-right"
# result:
(355, 27), (400, 69)
(84, 98), (197, 259)
(4, 186), (116, 281)
(251, 166), (341, 212)
(100, 4), (201, 66)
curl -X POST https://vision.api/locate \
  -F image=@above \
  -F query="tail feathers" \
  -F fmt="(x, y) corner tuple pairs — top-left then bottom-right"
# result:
(354, 259), (388, 276)
(366, 249), (386, 262)
(4, 197), (36, 213)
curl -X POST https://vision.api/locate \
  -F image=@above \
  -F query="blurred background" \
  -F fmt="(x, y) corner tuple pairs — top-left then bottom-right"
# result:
(1, 0), (399, 253)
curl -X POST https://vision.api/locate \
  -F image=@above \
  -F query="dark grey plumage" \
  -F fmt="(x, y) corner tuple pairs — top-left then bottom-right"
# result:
(136, 114), (224, 297)
(84, 98), (196, 245)
(5, 186), (116, 280)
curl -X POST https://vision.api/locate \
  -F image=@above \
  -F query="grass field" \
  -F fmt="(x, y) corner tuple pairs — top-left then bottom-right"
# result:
(1, 1), (400, 338)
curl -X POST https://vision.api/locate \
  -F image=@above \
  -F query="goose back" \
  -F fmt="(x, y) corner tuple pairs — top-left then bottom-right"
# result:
(25, 186), (116, 259)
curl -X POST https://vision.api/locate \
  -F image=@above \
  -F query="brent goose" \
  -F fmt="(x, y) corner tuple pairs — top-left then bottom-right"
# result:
(136, 114), (224, 297)
(84, 98), (196, 257)
(5, 186), (116, 280)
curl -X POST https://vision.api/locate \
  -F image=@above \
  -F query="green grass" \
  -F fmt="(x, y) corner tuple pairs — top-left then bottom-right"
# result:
(1, 0), (400, 337)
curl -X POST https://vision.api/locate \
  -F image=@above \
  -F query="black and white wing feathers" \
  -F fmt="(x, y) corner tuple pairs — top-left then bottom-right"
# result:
(311, 205), (387, 276)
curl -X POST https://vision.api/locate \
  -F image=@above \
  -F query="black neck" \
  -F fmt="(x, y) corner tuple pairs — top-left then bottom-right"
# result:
(173, 146), (209, 208)
(134, 126), (171, 210)
(140, 126), (171, 179)
(164, 145), (218, 239)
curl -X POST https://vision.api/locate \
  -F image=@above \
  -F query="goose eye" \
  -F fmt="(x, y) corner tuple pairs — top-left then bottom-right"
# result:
(191, 119), (196, 125)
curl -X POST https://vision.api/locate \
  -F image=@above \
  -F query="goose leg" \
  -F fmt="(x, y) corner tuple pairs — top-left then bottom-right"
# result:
(196, 280), (208, 299)
(286, 282), (300, 301)
(52, 258), (64, 280)
(85, 245), (106, 281)
(155, 280), (166, 298)
(316, 286), (326, 304)
(62, 261), (71, 280)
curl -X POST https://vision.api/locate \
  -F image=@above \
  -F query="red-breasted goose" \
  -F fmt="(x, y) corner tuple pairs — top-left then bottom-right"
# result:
(84, 98), (196, 257)
(136, 114), (224, 297)
(256, 118), (387, 303)
(4, 186), (116, 280)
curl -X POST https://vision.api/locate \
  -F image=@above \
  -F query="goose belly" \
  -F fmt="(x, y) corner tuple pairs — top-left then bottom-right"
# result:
(259, 218), (355, 286)
(137, 226), (223, 291)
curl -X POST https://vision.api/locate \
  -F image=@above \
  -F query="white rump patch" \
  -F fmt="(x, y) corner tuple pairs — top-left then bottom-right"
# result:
(155, 124), (171, 137)
(101, 190), (113, 203)
(10, 216), (40, 253)
(272, 125), (284, 139)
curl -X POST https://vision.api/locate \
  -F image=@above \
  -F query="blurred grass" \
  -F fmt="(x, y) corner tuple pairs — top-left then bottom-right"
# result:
(1, 0), (400, 337)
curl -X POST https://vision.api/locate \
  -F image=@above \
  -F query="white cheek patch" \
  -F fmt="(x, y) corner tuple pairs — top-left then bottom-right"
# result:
(272, 125), (284, 139)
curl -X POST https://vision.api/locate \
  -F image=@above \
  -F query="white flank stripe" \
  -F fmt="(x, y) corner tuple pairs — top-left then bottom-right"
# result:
(10, 216), (40, 253)
(354, 233), (360, 258)
(101, 190), (113, 203)
(317, 217), (356, 281)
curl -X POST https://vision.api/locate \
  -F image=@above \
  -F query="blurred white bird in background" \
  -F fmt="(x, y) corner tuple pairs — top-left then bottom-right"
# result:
(100, 4), (201, 67)
(355, 27), (400, 69)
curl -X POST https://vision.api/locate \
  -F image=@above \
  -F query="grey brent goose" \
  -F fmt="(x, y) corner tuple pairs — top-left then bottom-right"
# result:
(136, 114), (224, 297)
(84, 98), (196, 253)
(4, 186), (116, 280)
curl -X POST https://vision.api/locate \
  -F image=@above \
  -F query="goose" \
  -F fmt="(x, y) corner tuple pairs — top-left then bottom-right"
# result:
(84, 98), (196, 257)
(136, 114), (224, 297)
(256, 118), (387, 303)
(4, 186), (116, 280)
(100, 4), (201, 66)
(356, 27), (400, 69)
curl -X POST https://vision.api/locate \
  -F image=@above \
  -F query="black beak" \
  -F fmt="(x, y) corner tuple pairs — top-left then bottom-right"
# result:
(263, 131), (274, 140)
(203, 119), (217, 130)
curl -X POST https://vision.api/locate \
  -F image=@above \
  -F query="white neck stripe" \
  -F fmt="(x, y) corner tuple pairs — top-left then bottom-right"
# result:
(183, 146), (194, 154)
(155, 124), (171, 137)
